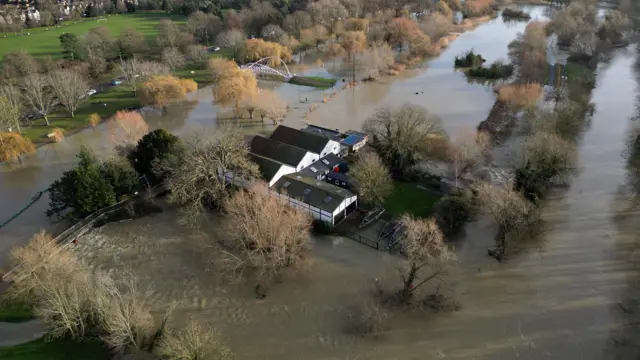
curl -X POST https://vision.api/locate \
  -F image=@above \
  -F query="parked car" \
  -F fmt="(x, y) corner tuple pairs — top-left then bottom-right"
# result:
(86, 89), (97, 96)
(111, 79), (122, 85)
(213, 47), (220, 51)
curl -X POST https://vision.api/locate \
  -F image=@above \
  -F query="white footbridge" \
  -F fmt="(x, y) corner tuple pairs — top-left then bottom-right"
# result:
(240, 57), (294, 80)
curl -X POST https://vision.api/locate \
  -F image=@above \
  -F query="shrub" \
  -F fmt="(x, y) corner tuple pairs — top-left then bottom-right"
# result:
(312, 219), (335, 235)
(0, 132), (35, 163)
(462, 0), (495, 18)
(467, 61), (514, 79)
(88, 113), (101, 128)
(139, 75), (187, 107)
(158, 321), (232, 360)
(501, 7), (531, 21)
(454, 50), (486, 68)
(179, 78), (198, 93)
(434, 191), (476, 237)
(345, 297), (388, 337)
(497, 83), (541, 109)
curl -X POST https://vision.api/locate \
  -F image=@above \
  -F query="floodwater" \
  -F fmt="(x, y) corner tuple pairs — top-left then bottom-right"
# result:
(4, 6), (640, 359)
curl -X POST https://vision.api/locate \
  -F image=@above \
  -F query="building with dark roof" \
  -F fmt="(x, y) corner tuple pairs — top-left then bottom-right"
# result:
(272, 174), (357, 224)
(298, 153), (342, 180)
(250, 135), (319, 171)
(249, 153), (296, 186)
(271, 125), (341, 157)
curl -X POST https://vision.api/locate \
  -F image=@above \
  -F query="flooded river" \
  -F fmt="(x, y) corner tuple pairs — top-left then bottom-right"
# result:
(3, 6), (640, 358)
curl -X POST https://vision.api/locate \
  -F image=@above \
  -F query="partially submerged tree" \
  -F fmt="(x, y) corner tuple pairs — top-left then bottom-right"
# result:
(158, 321), (232, 360)
(128, 128), (182, 185)
(240, 89), (288, 123)
(0, 86), (23, 133)
(48, 69), (88, 118)
(549, 0), (597, 47)
(447, 129), (491, 185)
(363, 103), (446, 176)
(507, 21), (548, 83)
(307, 0), (349, 33)
(220, 182), (312, 287)
(22, 74), (57, 126)
(158, 125), (260, 228)
(474, 183), (539, 261)
(0, 132), (35, 163)
(241, 38), (293, 65)
(339, 31), (368, 83)
(209, 58), (258, 116)
(497, 83), (541, 110)
(350, 152), (393, 206)
(109, 111), (150, 149)
(216, 29), (246, 61)
(139, 75), (188, 108)
(394, 216), (455, 304)
(360, 42), (395, 80)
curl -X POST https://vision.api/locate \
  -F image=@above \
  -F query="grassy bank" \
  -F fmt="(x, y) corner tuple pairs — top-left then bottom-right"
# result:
(0, 12), (185, 59)
(22, 86), (139, 144)
(384, 181), (442, 218)
(288, 76), (337, 88)
(0, 338), (110, 360)
(0, 296), (33, 323)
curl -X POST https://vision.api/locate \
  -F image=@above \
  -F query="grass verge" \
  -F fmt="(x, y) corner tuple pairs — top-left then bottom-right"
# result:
(0, 338), (111, 360)
(288, 76), (337, 88)
(383, 181), (442, 218)
(0, 296), (34, 323)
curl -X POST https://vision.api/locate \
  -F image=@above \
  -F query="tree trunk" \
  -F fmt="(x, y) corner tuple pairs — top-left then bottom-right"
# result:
(248, 109), (254, 119)
(43, 115), (50, 126)
(400, 263), (419, 303)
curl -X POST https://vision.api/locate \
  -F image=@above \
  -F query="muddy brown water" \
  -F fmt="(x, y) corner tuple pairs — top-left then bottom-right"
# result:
(3, 6), (640, 359)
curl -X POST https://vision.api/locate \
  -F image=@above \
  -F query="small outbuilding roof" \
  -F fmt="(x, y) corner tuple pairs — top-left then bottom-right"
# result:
(341, 134), (365, 146)
(249, 153), (288, 183)
(271, 125), (332, 154)
(298, 153), (342, 178)
(250, 136), (308, 168)
(273, 174), (355, 213)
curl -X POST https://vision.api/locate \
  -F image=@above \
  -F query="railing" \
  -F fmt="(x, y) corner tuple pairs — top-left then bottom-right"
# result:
(335, 228), (380, 250)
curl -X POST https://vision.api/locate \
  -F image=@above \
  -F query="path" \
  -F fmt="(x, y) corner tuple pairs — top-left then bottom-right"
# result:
(0, 319), (46, 347)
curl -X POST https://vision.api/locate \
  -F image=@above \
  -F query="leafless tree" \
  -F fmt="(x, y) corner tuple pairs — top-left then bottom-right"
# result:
(261, 24), (286, 42)
(219, 182), (312, 287)
(157, 125), (260, 228)
(363, 103), (446, 176)
(119, 59), (170, 96)
(360, 42), (395, 80)
(394, 216), (455, 304)
(22, 74), (57, 126)
(0, 85), (23, 133)
(447, 128), (491, 185)
(158, 321), (232, 360)
(473, 183), (540, 260)
(350, 151), (393, 206)
(216, 29), (246, 61)
(48, 69), (88, 118)
(161, 47), (186, 71)
(420, 12), (452, 40)
(307, 0), (349, 33)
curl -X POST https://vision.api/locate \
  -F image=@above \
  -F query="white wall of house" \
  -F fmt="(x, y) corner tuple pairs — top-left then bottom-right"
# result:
(269, 165), (296, 187)
(296, 152), (319, 171)
(319, 140), (341, 157)
(332, 195), (357, 217)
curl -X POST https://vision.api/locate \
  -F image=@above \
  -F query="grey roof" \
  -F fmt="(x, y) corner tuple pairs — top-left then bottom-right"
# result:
(249, 153), (286, 182)
(250, 136), (308, 167)
(298, 153), (342, 178)
(271, 125), (331, 154)
(273, 174), (355, 213)
(303, 125), (342, 141)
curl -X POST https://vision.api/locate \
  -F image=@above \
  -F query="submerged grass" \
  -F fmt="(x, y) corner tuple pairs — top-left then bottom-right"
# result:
(289, 76), (337, 88)
(0, 338), (111, 360)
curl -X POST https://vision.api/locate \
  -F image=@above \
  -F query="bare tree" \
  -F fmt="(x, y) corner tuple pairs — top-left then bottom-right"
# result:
(109, 111), (150, 149)
(220, 182), (312, 287)
(158, 321), (232, 360)
(22, 74), (57, 126)
(48, 69), (88, 118)
(473, 183), (539, 261)
(0, 85), (23, 133)
(161, 47), (186, 71)
(394, 216), (455, 303)
(216, 29), (246, 61)
(447, 128), (491, 185)
(119, 59), (170, 96)
(254, 89), (288, 123)
(363, 103), (445, 176)
(350, 152), (393, 206)
(360, 42), (395, 80)
(158, 125), (260, 228)
(307, 0), (349, 33)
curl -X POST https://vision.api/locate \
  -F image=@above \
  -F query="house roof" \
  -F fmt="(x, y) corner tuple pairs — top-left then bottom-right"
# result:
(341, 134), (365, 146)
(303, 125), (342, 141)
(298, 153), (342, 178)
(273, 174), (355, 213)
(250, 136), (308, 168)
(249, 153), (287, 182)
(271, 125), (331, 154)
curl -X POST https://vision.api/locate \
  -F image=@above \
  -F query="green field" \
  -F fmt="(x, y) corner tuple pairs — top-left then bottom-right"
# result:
(0, 338), (110, 360)
(0, 12), (185, 59)
(0, 296), (33, 323)
(384, 181), (442, 219)
(22, 86), (140, 143)
(288, 76), (337, 88)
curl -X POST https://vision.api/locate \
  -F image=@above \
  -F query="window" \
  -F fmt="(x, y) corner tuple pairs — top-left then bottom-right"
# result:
(283, 181), (291, 188)
(310, 167), (318, 173)
(322, 159), (330, 166)
(303, 189), (311, 195)
(324, 196), (333, 203)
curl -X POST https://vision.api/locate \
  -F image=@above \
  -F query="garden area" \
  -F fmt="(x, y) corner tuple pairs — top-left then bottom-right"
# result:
(383, 181), (442, 219)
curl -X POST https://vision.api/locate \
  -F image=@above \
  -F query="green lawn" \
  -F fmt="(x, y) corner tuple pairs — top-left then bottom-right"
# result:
(22, 85), (139, 143)
(0, 296), (34, 323)
(0, 338), (111, 360)
(564, 62), (592, 83)
(0, 12), (186, 59)
(288, 76), (337, 88)
(383, 181), (442, 219)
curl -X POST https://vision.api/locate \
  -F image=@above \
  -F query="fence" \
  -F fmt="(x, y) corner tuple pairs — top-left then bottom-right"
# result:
(2, 187), (164, 282)
(335, 228), (380, 250)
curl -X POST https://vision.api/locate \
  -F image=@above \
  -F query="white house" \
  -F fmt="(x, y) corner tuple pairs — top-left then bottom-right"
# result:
(251, 135), (318, 171)
(249, 153), (296, 187)
(271, 174), (358, 225)
(270, 125), (341, 158)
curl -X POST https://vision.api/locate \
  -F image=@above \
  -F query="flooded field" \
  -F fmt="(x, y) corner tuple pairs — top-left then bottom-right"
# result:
(3, 5), (640, 359)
